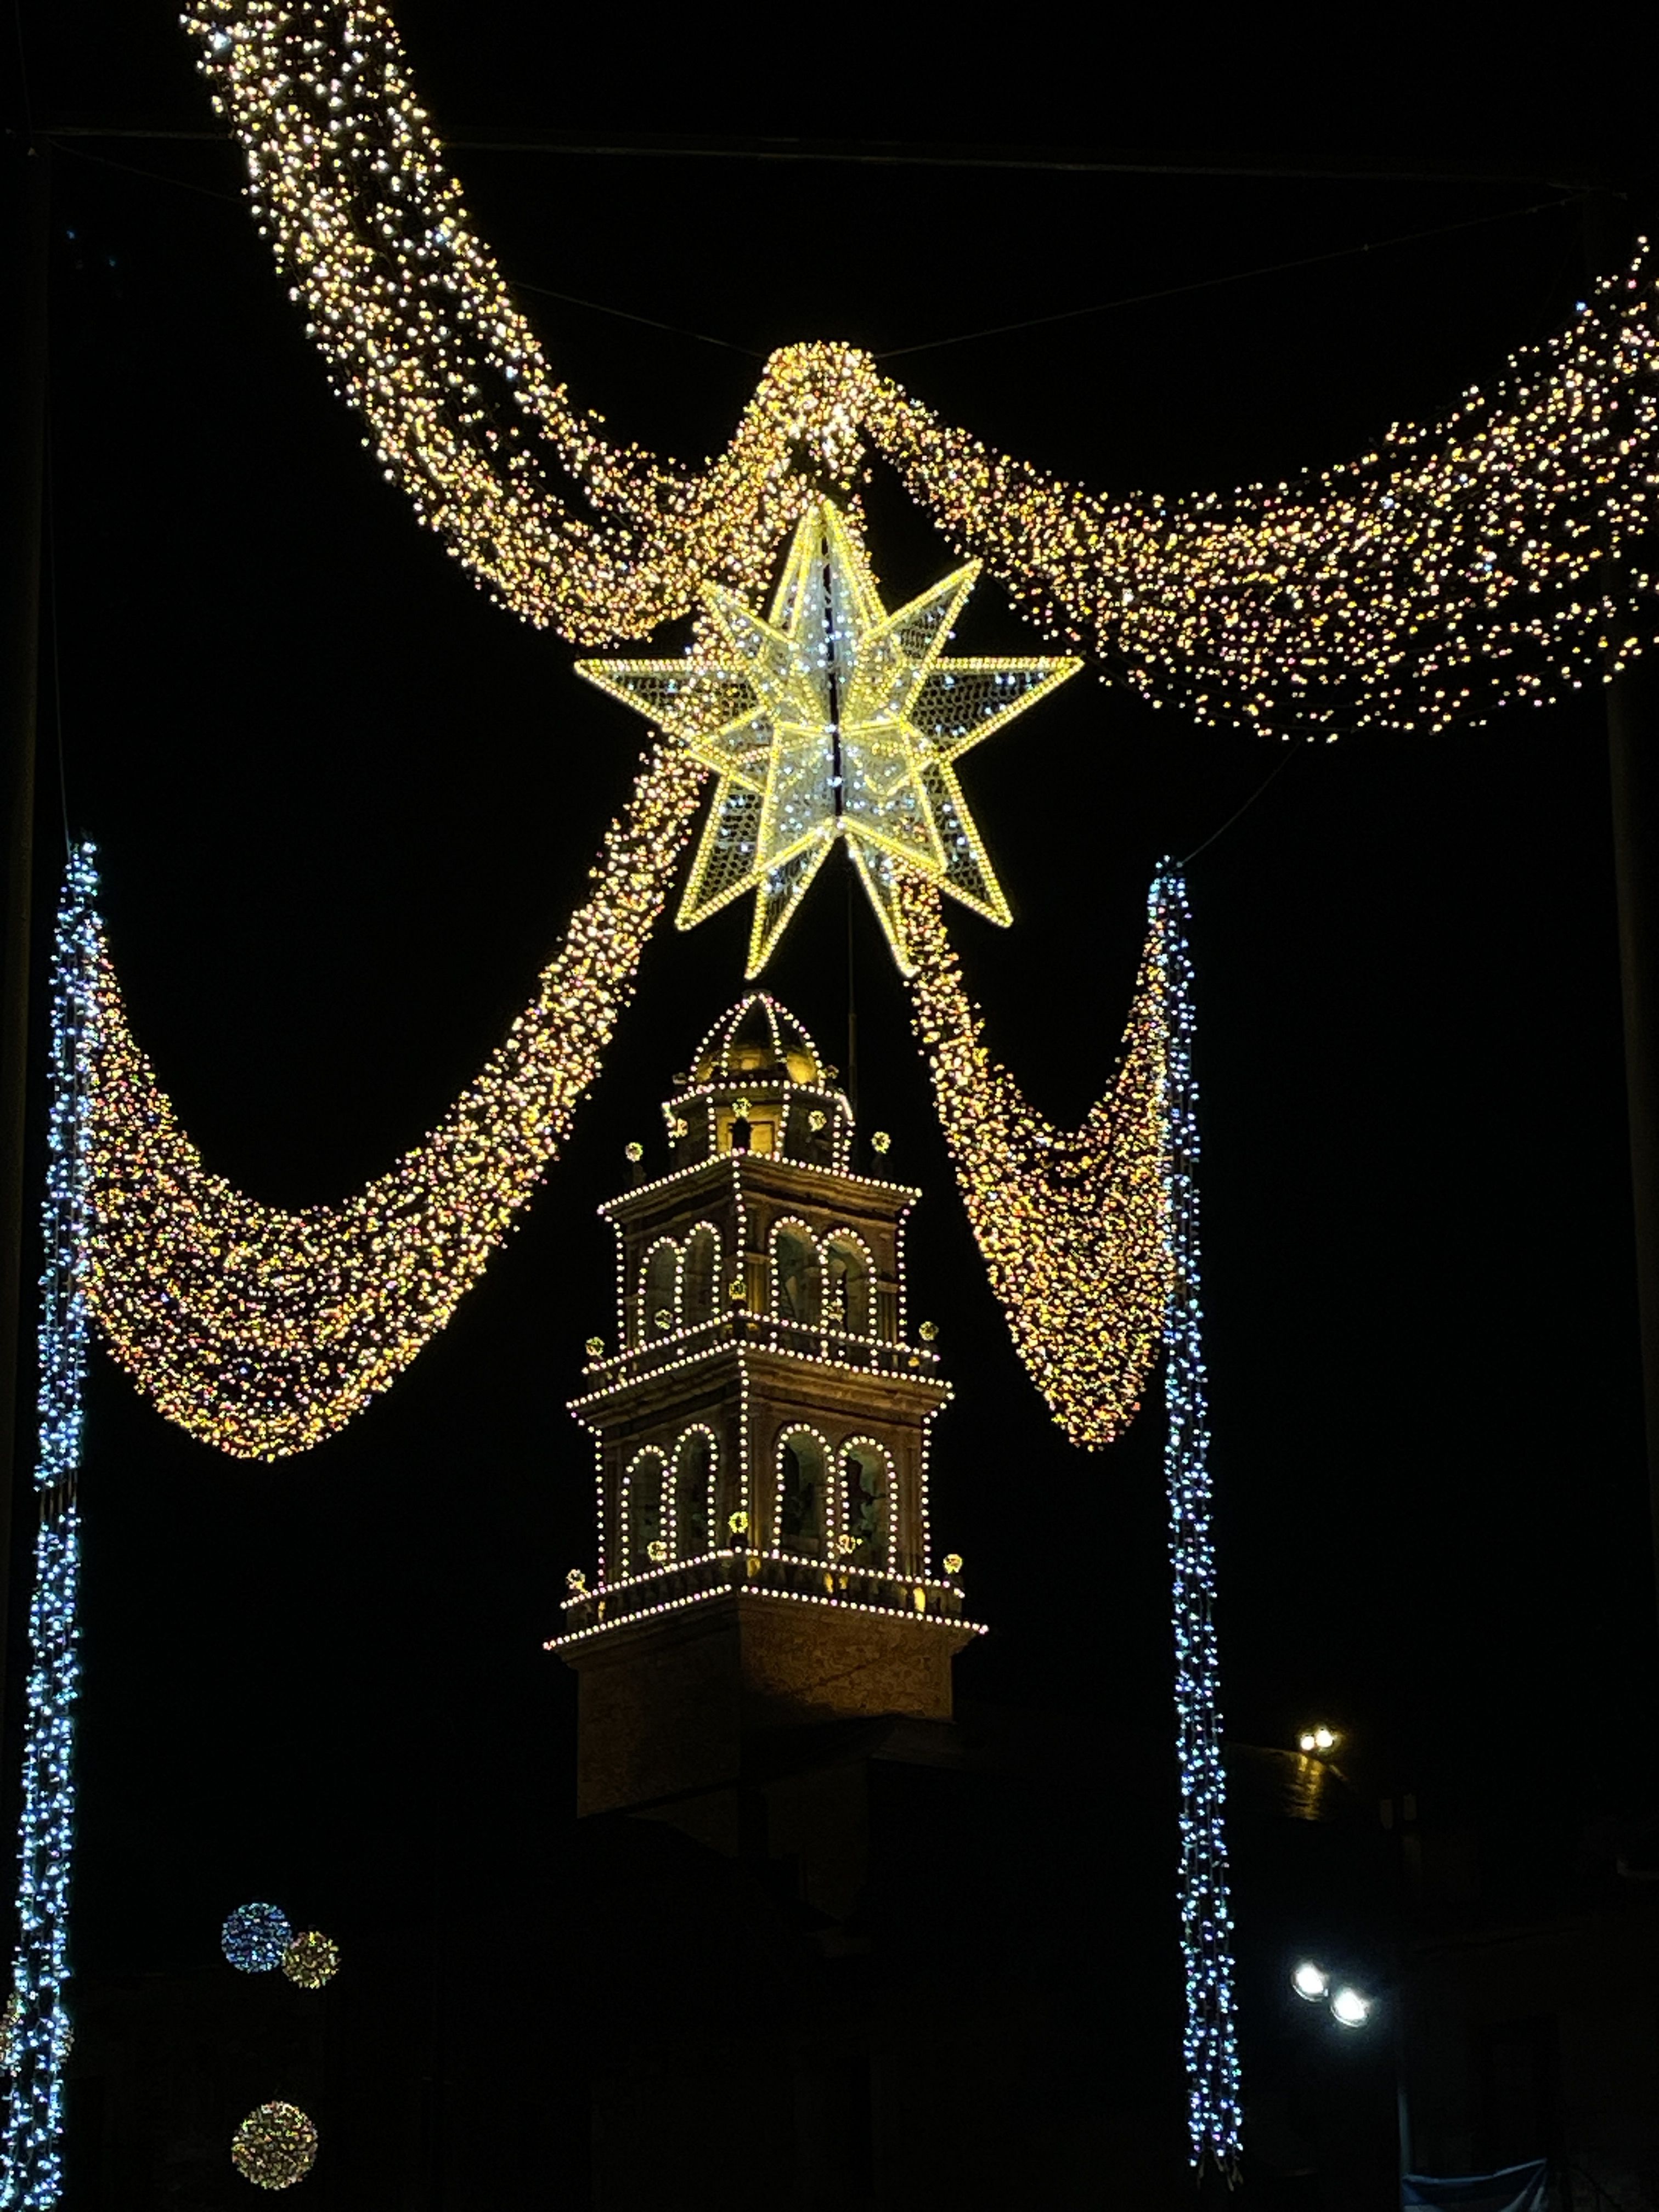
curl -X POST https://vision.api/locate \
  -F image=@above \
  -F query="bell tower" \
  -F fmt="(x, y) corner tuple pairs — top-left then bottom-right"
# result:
(548, 995), (979, 1837)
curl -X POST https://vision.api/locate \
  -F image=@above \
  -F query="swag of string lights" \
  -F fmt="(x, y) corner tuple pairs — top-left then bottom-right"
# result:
(185, 1), (1659, 739)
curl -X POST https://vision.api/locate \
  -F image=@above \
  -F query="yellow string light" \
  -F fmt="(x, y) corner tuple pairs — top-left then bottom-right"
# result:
(898, 876), (1170, 1448)
(185, 1), (1659, 737)
(86, 742), (706, 1460)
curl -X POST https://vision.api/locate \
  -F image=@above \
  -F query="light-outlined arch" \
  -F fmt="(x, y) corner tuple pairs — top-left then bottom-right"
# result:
(822, 1228), (874, 1336)
(681, 1223), (719, 1328)
(639, 1237), (681, 1342)
(775, 1426), (830, 1558)
(621, 1447), (666, 1576)
(672, 1425), (718, 1560)
(839, 1435), (893, 1571)
(770, 1218), (820, 1327)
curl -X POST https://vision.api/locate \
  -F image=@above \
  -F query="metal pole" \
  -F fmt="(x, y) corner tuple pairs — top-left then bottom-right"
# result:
(0, 134), (50, 1704)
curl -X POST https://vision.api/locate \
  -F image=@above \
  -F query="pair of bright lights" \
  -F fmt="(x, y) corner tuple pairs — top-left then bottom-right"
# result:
(1297, 1725), (1338, 1754)
(1292, 1962), (1370, 2028)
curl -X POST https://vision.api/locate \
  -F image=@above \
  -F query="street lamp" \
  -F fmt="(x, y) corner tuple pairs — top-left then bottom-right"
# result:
(1290, 1959), (1373, 2028)
(1297, 1725), (1339, 1754)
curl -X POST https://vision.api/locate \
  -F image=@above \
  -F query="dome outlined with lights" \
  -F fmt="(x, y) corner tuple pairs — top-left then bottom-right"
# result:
(690, 995), (824, 1090)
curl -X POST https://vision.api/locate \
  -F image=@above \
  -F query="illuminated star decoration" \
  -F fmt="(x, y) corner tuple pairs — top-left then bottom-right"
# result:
(576, 501), (1080, 976)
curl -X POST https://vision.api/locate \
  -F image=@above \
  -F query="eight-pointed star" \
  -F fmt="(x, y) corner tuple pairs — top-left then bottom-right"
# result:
(576, 500), (1080, 975)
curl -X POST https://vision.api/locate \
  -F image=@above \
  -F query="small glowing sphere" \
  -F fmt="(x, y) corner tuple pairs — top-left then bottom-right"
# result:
(727, 1280), (747, 1303)
(943, 1553), (963, 1576)
(870, 1130), (891, 1154)
(918, 1320), (938, 1343)
(623, 1141), (642, 1163)
(566, 1568), (586, 1592)
(1298, 1732), (1317, 1752)
(647, 1539), (667, 1563)
(222, 1903), (292, 1974)
(1330, 1987), (1370, 2028)
(1292, 1962), (1329, 2001)
(584, 1336), (603, 1358)
(232, 2102), (318, 2188)
(281, 1932), (340, 1991)
(728, 1510), (749, 1534)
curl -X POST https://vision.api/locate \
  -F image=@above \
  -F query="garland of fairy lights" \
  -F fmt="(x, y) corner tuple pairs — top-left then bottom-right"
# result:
(184, 1), (1659, 738)
(87, 742), (704, 1459)
(899, 876), (1168, 1448)
(1153, 864), (1241, 2174)
(2, 848), (99, 2208)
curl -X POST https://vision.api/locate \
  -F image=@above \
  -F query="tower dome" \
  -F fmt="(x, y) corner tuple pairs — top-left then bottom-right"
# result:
(690, 995), (825, 1089)
(663, 996), (848, 1175)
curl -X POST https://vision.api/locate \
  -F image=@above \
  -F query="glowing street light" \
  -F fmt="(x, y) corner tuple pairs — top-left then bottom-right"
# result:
(1330, 1986), (1372, 2029)
(1292, 1961), (1330, 2001)
(1297, 1725), (1339, 1754)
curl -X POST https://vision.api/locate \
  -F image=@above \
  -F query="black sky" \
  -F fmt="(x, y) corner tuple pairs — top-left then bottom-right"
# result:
(8, 0), (1659, 2156)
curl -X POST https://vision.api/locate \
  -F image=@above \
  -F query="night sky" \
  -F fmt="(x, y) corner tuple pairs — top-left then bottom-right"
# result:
(9, 0), (1659, 2181)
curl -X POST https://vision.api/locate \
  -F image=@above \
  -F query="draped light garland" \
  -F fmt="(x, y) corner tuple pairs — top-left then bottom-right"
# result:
(2, 849), (99, 2210)
(1153, 864), (1241, 2174)
(87, 742), (705, 1460)
(899, 874), (1168, 1447)
(185, 1), (1659, 739)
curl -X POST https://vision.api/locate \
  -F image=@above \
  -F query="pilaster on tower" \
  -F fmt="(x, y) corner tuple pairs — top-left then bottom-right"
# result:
(548, 994), (980, 1826)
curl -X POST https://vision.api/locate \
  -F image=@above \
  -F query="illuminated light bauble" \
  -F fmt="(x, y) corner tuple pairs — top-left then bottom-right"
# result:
(870, 1131), (891, 1155)
(222, 1903), (292, 1974)
(647, 1541), (668, 1564)
(280, 1931), (340, 1990)
(624, 1142), (643, 1164)
(584, 1337), (604, 1359)
(231, 2102), (318, 2188)
(728, 1511), (749, 1535)
(917, 1321), (939, 1343)
(577, 500), (1079, 977)
(943, 1553), (963, 1576)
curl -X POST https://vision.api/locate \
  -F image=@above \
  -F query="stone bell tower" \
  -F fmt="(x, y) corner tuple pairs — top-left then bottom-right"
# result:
(547, 994), (979, 1840)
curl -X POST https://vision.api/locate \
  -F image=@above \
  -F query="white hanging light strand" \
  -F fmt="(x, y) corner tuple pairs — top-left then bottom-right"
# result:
(2, 846), (100, 2208)
(1153, 861), (1242, 2174)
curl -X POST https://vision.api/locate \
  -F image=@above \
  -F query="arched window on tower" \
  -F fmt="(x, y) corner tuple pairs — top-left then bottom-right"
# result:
(842, 1442), (891, 1571)
(823, 1234), (872, 1335)
(777, 1431), (827, 1558)
(623, 1451), (665, 1576)
(640, 1239), (679, 1341)
(674, 1431), (715, 1559)
(682, 1226), (718, 1327)
(772, 1224), (820, 1326)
